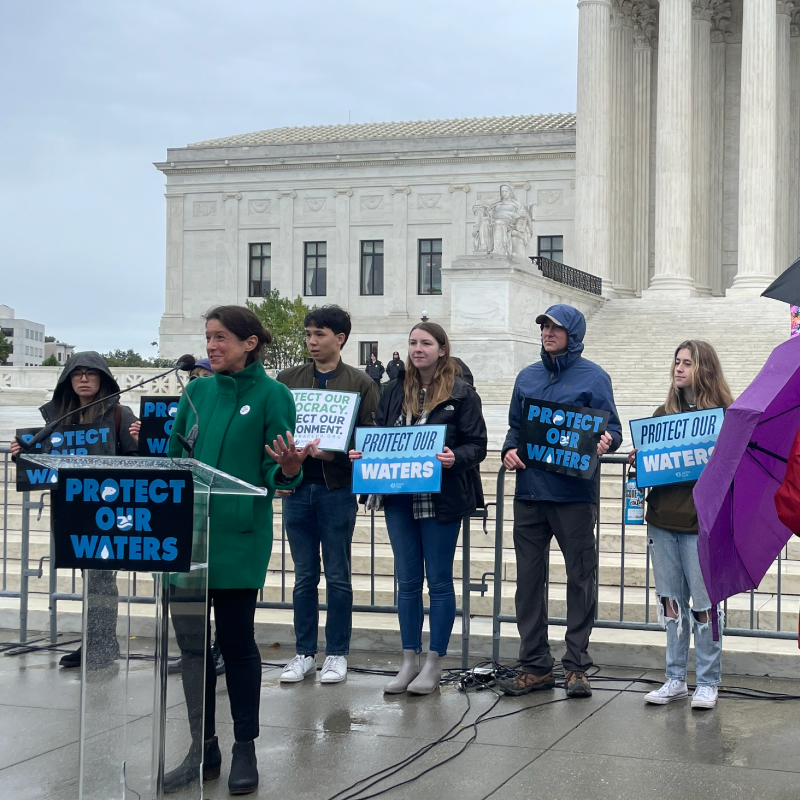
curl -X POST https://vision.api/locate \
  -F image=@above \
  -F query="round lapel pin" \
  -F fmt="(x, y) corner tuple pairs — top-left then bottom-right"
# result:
(240, 405), (251, 415)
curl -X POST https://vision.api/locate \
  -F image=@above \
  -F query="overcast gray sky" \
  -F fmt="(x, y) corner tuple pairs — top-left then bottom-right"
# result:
(0, 0), (577, 357)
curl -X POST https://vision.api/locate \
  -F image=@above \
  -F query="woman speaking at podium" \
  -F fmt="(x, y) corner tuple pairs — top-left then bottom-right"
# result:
(165, 305), (304, 796)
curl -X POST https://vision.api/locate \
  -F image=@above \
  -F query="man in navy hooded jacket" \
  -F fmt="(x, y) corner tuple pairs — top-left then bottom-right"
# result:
(497, 304), (622, 699)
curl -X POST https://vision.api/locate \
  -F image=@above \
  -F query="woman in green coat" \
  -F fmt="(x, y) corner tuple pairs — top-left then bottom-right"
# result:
(164, 305), (310, 796)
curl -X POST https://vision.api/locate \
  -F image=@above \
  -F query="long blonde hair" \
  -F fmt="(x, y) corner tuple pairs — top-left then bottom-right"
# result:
(402, 322), (457, 419)
(664, 339), (734, 413)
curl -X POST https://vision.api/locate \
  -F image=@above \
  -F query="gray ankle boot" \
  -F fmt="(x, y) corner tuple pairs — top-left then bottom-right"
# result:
(407, 652), (443, 695)
(384, 650), (421, 694)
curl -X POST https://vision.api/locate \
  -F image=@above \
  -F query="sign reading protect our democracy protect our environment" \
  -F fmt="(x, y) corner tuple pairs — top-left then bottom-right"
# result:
(630, 408), (724, 489)
(519, 399), (610, 480)
(351, 425), (446, 494)
(15, 423), (117, 492)
(291, 389), (360, 451)
(52, 468), (193, 572)
(137, 396), (180, 457)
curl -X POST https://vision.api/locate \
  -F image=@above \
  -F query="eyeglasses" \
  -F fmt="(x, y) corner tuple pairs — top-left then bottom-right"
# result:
(72, 369), (100, 379)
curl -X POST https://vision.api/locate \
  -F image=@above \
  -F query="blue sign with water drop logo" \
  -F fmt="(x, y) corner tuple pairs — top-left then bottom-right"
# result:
(52, 468), (194, 571)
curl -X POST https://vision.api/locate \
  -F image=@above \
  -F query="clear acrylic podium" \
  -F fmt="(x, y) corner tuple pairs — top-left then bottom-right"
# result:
(27, 455), (268, 800)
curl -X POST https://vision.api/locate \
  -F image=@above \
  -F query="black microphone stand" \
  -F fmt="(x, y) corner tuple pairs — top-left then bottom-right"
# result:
(173, 371), (201, 459)
(16, 362), (191, 452)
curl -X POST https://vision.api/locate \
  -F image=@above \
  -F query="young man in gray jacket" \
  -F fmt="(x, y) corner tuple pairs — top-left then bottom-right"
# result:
(277, 305), (379, 684)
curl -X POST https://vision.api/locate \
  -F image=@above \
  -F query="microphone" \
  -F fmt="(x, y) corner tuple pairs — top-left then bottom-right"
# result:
(176, 354), (196, 372)
(16, 359), (193, 452)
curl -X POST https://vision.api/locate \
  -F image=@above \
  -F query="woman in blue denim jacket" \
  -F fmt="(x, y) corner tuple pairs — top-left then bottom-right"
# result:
(629, 340), (733, 710)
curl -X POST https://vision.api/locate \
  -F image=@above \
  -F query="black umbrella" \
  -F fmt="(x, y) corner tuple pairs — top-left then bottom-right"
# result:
(762, 257), (800, 305)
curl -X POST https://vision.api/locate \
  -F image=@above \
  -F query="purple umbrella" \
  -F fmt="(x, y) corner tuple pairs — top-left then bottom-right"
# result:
(695, 336), (800, 606)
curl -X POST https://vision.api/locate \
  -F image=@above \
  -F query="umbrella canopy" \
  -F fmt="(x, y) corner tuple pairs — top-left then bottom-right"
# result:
(695, 336), (800, 605)
(762, 257), (800, 306)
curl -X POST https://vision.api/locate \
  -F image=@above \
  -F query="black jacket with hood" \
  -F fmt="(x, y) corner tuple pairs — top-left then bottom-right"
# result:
(39, 351), (139, 455)
(376, 373), (488, 523)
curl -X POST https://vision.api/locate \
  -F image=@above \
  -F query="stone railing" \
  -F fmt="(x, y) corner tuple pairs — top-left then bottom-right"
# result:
(530, 256), (603, 296)
(0, 367), (185, 407)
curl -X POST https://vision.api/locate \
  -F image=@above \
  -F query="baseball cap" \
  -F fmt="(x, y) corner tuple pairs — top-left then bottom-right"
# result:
(535, 313), (566, 328)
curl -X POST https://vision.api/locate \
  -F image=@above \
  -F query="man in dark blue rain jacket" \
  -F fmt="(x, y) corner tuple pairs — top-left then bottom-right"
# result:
(496, 304), (622, 699)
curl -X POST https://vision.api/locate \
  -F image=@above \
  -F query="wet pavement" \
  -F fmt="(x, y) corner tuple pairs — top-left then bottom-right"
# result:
(1, 634), (800, 799)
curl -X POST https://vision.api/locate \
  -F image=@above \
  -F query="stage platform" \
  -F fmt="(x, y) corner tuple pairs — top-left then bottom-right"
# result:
(2, 632), (800, 799)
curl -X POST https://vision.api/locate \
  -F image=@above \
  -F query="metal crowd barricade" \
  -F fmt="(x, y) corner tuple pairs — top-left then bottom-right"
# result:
(491, 456), (796, 662)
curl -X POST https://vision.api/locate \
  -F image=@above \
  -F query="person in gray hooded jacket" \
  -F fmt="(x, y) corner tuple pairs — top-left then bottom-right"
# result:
(11, 351), (138, 668)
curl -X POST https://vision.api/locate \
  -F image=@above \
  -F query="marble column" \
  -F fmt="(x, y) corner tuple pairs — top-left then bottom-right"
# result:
(791, 11), (800, 261)
(776, 2), (794, 274)
(648, 0), (696, 295)
(333, 189), (352, 305)
(164, 195), (185, 317)
(691, 2), (713, 295)
(575, 0), (613, 294)
(708, 5), (730, 296)
(610, 1), (635, 296)
(387, 186), (410, 318)
(729, 0), (778, 295)
(276, 190), (296, 297)
(632, 2), (655, 295)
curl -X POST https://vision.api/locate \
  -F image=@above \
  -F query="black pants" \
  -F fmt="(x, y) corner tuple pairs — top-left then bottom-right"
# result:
(513, 500), (597, 674)
(171, 588), (261, 743)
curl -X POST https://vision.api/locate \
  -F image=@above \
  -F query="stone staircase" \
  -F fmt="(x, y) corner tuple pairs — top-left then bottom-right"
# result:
(476, 295), (791, 441)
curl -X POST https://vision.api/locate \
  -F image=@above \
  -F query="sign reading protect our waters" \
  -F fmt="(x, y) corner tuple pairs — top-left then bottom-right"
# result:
(138, 396), (180, 457)
(291, 389), (360, 452)
(52, 468), (193, 572)
(630, 408), (724, 488)
(352, 425), (446, 495)
(519, 399), (610, 480)
(15, 423), (116, 492)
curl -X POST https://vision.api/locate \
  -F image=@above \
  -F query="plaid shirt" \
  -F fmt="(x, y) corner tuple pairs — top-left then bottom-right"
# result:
(396, 388), (436, 520)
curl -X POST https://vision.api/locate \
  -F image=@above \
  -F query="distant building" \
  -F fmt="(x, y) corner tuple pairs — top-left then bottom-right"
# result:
(0, 304), (45, 366)
(44, 340), (75, 365)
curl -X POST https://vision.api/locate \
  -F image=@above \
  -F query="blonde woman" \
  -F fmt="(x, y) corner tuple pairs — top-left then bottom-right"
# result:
(350, 323), (487, 695)
(629, 340), (733, 710)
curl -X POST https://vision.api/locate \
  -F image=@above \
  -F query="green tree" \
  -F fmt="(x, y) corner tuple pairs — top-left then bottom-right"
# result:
(0, 331), (10, 363)
(42, 354), (60, 366)
(100, 350), (176, 368)
(246, 290), (312, 369)
(44, 335), (56, 343)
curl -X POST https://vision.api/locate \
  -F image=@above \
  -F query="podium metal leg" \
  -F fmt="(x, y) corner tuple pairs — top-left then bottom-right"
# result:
(151, 574), (170, 798)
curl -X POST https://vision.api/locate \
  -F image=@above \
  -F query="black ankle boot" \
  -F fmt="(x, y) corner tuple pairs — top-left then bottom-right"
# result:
(228, 741), (258, 795)
(59, 647), (82, 668)
(163, 736), (222, 793)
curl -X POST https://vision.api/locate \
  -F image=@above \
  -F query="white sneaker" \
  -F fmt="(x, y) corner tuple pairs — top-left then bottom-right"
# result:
(644, 679), (688, 705)
(320, 655), (348, 684)
(691, 685), (718, 709)
(280, 655), (316, 683)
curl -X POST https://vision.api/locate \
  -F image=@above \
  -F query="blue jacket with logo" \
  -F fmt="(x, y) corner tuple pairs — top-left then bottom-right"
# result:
(501, 304), (622, 504)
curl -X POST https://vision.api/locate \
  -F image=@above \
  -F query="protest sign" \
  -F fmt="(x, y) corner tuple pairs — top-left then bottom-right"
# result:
(138, 396), (180, 457)
(15, 423), (117, 492)
(352, 425), (446, 494)
(52, 468), (193, 572)
(291, 389), (360, 451)
(519, 399), (609, 480)
(630, 408), (724, 488)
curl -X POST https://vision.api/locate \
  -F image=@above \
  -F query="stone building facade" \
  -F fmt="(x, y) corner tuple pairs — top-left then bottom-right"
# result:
(576, 0), (800, 297)
(155, 115), (579, 363)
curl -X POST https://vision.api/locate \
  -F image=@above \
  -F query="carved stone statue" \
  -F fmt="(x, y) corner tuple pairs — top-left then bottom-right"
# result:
(472, 184), (534, 258)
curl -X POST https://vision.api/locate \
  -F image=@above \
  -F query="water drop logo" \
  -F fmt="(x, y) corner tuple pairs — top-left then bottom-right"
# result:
(49, 473), (57, 484)
(100, 480), (119, 502)
(117, 513), (133, 531)
(50, 432), (64, 448)
(100, 545), (110, 559)
(552, 411), (565, 426)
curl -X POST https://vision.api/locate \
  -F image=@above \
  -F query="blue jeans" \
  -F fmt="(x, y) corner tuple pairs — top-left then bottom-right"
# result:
(383, 495), (461, 656)
(283, 483), (357, 656)
(648, 524), (722, 686)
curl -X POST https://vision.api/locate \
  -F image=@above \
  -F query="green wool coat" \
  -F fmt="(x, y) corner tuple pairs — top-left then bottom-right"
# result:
(169, 360), (301, 589)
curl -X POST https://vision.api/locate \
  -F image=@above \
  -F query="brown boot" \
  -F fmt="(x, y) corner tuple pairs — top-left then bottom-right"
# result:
(497, 670), (555, 696)
(565, 670), (592, 698)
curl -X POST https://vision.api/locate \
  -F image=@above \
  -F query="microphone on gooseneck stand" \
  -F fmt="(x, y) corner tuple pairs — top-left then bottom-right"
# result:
(16, 354), (199, 452)
(173, 355), (201, 459)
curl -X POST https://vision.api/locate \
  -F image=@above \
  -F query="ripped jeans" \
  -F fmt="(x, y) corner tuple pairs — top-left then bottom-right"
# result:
(648, 524), (722, 686)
